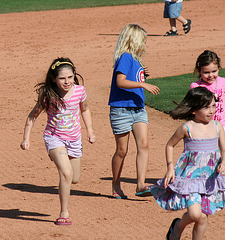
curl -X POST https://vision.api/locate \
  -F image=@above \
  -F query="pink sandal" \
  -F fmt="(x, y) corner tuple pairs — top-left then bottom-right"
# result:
(55, 217), (72, 225)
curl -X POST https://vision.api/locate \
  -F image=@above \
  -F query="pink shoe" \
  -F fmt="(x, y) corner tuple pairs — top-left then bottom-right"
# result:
(55, 217), (72, 225)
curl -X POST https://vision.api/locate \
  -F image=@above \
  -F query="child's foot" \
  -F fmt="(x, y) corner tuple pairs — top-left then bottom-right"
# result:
(55, 217), (72, 225)
(164, 30), (178, 36)
(113, 190), (128, 199)
(166, 218), (181, 240)
(183, 19), (192, 34)
(55, 211), (71, 225)
(135, 185), (152, 197)
(112, 183), (127, 199)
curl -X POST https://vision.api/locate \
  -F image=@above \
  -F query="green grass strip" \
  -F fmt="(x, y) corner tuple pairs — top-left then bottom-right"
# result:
(0, 0), (162, 13)
(145, 69), (225, 114)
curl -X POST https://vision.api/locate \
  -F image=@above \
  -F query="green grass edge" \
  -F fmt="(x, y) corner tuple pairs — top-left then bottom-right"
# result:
(145, 69), (225, 114)
(0, 0), (162, 14)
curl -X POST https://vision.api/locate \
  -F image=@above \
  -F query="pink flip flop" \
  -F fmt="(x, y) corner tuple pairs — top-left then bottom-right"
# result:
(55, 217), (72, 225)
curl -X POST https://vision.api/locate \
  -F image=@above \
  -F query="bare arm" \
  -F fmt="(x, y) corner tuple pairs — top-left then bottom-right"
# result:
(80, 99), (96, 144)
(164, 124), (186, 187)
(217, 121), (225, 175)
(116, 73), (160, 95)
(20, 103), (43, 150)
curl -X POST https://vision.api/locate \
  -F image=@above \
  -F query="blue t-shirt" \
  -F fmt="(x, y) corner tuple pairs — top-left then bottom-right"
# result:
(108, 53), (145, 107)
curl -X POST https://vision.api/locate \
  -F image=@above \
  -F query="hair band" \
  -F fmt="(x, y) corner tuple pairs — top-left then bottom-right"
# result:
(51, 61), (74, 70)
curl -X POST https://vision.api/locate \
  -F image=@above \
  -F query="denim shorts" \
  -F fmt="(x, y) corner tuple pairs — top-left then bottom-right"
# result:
(43, 134), (82, 158)
(109, 107), (148, 135)
(164, 2), (182, 18)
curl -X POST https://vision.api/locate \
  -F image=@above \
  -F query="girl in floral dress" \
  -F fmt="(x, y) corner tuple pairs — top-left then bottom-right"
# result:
(150, 87), (225, 240)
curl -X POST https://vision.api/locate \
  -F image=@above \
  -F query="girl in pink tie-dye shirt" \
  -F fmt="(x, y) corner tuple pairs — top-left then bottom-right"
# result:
(21, 58), (96, 225)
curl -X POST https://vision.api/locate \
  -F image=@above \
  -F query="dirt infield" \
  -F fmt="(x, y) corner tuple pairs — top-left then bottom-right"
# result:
(0, 0), (225, 239)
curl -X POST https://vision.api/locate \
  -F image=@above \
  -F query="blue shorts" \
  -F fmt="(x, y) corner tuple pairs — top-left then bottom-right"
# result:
(109, 107), (148, 135)
(164, 2), (182, 19)
(43, 134), (82, 158)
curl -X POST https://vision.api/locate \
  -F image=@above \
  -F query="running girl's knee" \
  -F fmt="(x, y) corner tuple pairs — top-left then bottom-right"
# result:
(72, 175), (80, 184)
(72, 179), (79, 184)
(199, 213), (208, 225)
(188, 208), (204, 222)
(60, 169), (73, 183)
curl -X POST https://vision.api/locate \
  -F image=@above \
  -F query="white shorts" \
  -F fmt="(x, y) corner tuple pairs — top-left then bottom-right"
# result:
(43, 134), (82, 158)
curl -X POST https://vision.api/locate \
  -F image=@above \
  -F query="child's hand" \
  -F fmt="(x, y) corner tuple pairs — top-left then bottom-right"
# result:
(164, 169), (175, 188)
(142, 83), (160, 95)
(20, 140), (30, 150)
(217, 162), (225, 175)
(88, 133), (97, 144)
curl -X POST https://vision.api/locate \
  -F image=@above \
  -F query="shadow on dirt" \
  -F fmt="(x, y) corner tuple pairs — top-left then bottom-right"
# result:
(0, 208), (53, 222)
(2, 183), (148, 202)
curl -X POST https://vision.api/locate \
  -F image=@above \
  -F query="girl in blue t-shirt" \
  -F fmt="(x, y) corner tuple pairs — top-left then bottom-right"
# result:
(108, 24), (160, 199)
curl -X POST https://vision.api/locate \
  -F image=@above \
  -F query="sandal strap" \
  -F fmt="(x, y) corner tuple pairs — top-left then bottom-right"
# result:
(183, 19), (192, 34)
(165, 30), (178, 36)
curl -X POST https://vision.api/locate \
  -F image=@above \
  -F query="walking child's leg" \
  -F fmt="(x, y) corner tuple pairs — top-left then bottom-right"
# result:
(176, 15), (187, 25)
(132, 122), (149, 192)
(191, 211), (208, 239)
(70, 157), (81, 184)
(49, 147), (73, 220)
(181, 204), (207, 240)
(177, 16), (191, 34)
(169, 204), (207, 240)
(112, 132), (130, 193)
(169, 18), (177, 32)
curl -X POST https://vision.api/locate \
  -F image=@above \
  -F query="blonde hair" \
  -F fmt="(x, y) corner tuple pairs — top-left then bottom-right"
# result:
(113, 24), (147, 65)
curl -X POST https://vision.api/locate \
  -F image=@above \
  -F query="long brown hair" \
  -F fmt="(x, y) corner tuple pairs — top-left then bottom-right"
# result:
(35, 57), (84, 111)
(170, 87), (214, 120)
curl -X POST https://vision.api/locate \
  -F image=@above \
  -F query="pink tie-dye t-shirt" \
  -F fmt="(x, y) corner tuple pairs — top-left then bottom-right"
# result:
(190, 76), (225, 127)
(44, 85), (87, 141)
